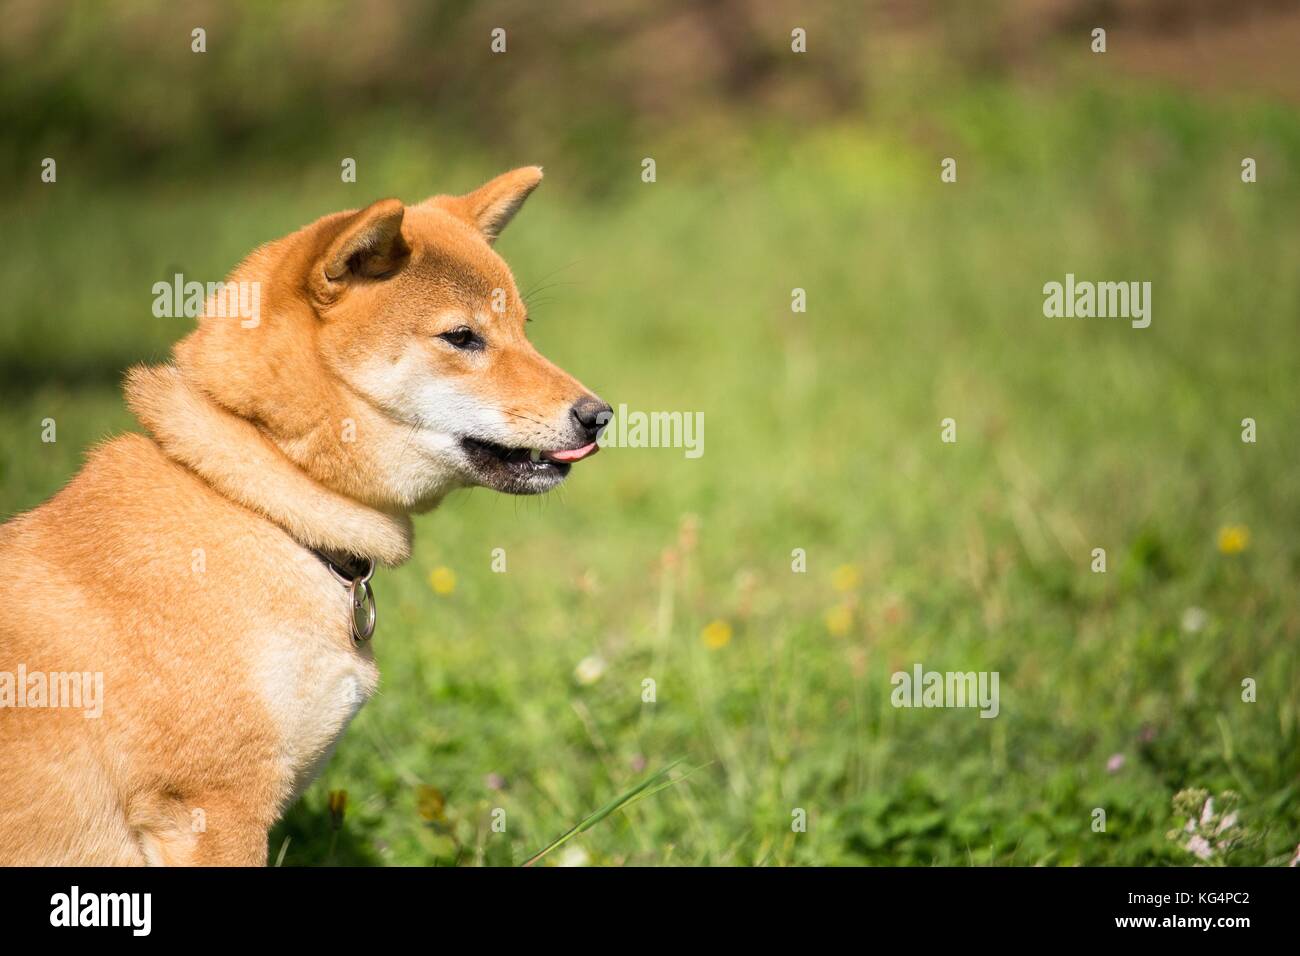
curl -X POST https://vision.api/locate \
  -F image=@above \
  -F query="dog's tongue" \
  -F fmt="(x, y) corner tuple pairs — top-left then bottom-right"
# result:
(543, 442), (599, 463)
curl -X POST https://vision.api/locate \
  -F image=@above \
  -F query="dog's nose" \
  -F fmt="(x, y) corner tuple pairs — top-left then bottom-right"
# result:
(571, 395), (612, 442)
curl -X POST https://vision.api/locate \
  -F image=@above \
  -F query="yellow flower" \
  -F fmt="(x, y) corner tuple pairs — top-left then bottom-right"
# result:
(701, 619), (732, 649)
(832, 564), (860, 592)
(824, 604), (853, 636)
(327, 789), (348, 830)
(1217, 525), (1250, 555)
(429, 566), (457, 594)
(416, 785), (446, 823)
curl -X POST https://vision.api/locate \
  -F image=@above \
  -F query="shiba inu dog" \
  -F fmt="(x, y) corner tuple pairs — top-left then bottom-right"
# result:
(0, 167), (609, 865)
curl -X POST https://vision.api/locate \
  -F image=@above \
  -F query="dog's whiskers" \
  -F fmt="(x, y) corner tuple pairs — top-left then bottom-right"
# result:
(520, 260), (582, 304)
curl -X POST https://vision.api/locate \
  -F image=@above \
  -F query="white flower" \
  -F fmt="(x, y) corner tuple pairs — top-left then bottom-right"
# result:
(1181, 607), (1208, 634)
(556, 845), (590, 867)
(574, 655), (606, 686)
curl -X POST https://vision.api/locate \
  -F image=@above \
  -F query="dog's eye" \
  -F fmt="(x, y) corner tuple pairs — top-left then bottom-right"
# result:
(438, 326), (483, 351)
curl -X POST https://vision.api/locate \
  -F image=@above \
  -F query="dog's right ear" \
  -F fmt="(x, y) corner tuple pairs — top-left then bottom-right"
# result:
(314, 199), (409, 294)
(426, 167), (543, 244)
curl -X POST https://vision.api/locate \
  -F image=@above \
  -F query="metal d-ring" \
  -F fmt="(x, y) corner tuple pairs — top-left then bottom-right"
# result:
(349, 557), (377, 645)
(311, 548), (378, 646)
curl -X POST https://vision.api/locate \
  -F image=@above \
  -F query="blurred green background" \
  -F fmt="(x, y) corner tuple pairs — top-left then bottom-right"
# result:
(2, 0), (1298, 865)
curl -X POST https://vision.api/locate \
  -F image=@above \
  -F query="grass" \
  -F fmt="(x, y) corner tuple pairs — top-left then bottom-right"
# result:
(2, 82), (1298, 866)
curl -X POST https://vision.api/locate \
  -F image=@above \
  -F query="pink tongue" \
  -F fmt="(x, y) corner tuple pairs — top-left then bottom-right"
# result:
(544, 442), (599, 463)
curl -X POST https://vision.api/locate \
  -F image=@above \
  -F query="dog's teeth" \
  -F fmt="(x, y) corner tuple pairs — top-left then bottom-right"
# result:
(530, 448), (542, 462)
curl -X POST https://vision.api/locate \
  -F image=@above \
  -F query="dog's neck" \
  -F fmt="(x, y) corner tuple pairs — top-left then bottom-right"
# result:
(125, 364), (413, 566)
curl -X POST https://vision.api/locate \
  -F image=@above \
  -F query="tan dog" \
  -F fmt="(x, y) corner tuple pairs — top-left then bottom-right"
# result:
(0, 168), (609, 865)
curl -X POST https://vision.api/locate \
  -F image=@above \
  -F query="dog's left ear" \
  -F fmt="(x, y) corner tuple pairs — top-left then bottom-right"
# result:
(322, 198), (410, 283)
(434, 166), (543, 244)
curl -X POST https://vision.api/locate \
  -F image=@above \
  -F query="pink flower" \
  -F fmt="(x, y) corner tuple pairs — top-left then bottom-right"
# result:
(1186, 835), (1213, 860)
(1200, 798), (1216, 827)
(1106, 753), (1126, 774)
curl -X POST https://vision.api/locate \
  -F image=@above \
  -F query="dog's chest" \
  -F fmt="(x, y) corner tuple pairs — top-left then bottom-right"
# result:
(252, 603), (379, 800)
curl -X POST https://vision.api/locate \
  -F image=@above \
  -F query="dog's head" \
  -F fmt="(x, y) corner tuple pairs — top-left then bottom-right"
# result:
(177, 167), (609, 509)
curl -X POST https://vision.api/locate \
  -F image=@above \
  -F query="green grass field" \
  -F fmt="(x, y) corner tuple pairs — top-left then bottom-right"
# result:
(2, 83), (1298, 865)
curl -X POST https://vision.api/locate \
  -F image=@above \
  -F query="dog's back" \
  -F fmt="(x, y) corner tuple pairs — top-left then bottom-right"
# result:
(0, 435), (294, 864)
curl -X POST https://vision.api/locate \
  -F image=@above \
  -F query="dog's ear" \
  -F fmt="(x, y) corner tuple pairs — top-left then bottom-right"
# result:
(321, 198), (410, 284)
(435, 166), (543, 244)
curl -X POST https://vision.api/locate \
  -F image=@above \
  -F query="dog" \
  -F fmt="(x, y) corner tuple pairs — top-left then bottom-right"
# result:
(0, 167), (609, 864)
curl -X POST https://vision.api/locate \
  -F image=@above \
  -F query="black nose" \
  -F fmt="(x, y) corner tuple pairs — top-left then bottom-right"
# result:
(571, 395), (612, 442)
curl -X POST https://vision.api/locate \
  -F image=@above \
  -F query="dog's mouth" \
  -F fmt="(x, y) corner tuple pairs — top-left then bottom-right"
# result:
(459, 436), (600, 494)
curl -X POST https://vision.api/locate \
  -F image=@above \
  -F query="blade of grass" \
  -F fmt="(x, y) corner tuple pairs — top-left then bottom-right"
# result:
(521, 759), (686, 867)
